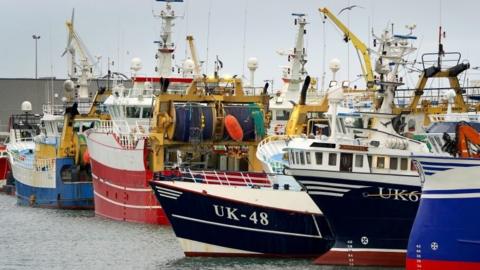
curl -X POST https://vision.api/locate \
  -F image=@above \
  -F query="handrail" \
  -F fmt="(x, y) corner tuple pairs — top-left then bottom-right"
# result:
(175, 168), (272, 188)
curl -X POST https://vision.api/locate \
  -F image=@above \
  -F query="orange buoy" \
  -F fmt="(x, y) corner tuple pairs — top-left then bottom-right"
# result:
(224, 114), (243, 141)
(83, 150), (90, 164)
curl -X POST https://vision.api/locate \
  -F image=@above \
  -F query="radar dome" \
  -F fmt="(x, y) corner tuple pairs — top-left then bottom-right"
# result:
(247, 57), (259, 70)
(63, 79), (75, 92)
(130, 57), (143, 72)
(183, 59), (195, 73)
(329, 58), (341, 72)
(21, 101), (32, 112)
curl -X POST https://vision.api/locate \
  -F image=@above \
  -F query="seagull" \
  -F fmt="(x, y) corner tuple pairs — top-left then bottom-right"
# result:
(338, 5), (364, 15)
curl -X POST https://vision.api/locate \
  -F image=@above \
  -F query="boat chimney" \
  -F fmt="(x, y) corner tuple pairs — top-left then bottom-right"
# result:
(299, 76), (311, 105)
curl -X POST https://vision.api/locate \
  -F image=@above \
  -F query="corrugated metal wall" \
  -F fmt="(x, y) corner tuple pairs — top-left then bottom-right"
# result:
(0, 78), (131, 132)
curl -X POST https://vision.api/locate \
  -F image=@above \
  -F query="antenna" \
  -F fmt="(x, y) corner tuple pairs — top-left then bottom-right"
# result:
(321, 13), (327, 92)
(241, 0), (248, 78)
(205, 0), (212, 74)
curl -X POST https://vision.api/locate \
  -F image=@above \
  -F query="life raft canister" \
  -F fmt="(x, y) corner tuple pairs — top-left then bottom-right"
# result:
(224, 114), (244, 141)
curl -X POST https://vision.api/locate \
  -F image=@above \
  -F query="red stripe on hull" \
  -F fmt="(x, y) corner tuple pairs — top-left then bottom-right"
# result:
(90, 158), (169, 225)
(314, 250), (406, 267)
(406, 258), (480, 270)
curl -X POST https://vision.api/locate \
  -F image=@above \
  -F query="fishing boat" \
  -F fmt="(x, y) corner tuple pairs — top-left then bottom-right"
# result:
(7, 96), (107, 208)
(258, 24), (432, 266)
(407, 122), (480, 270)
(282, 91), (428, 266)
(150, 169), (334, 257)
(85, 0), (192, 224)
(1, 102), (42, 195)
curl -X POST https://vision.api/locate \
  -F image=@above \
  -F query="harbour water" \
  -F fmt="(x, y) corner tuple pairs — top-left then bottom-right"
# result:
(0, 194), (401, 270)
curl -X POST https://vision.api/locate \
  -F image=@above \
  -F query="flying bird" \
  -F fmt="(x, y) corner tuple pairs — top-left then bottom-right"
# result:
(338, 5), (364, 15)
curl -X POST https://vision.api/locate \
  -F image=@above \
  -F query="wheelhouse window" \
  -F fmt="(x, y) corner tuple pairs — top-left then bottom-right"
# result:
(328, 153), (337, 166)
(300, 152), (305, 165)
(275, 110), (290, 121)
(290, 150), (296, 164)
(390, 157), (398, 170)
(126, 106), (141, 118)
(305, 152), (311, 164)
(377, 156), (385, 169)
(355, 155), (363, 167)
(315, 152), (323, 165)
(295, 152), (300, 165)
(400, 158), (409, 170)
(410, 160), (417, 171)
(142, 107), (152, 118)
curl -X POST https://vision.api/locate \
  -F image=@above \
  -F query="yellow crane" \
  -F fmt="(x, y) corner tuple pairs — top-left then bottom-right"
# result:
(319, 7), (375, 90)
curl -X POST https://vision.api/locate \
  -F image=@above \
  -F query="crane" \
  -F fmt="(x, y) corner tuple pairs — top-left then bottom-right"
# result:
(319, 7), (375, 90)
(186, 36), (201, 78)
(442, 122), (480, 158)
(61, 9), (97, 100)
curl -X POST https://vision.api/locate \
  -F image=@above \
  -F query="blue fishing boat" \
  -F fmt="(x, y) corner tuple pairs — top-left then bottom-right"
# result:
(150, 170), (335, 257)
(407, 122), (480, 270)
(7, 98), (108, 209)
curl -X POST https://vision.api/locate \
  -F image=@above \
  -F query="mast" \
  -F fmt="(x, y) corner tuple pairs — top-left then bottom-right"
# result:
(282, 13), (308, 92)
(154, 1), (179, 77)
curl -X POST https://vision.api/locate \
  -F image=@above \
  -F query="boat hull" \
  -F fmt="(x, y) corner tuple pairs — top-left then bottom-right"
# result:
(0, 156), (9, 184)
(150, 180), (335, 257)
(289, 169), (420, 267)
(87, 131), (168, 225)
(12, 158), (93, 209)
(406, 156), (480, 270)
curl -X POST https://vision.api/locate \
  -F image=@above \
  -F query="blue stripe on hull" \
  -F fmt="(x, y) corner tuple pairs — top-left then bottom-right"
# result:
(295, 175), (420, 251)
(407, 196), (480, 263)
(14, 158), (93, 209)
(150, 181), (335, 257)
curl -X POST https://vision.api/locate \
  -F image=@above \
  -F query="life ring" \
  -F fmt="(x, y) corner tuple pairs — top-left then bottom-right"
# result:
(224, 115), (243, 141)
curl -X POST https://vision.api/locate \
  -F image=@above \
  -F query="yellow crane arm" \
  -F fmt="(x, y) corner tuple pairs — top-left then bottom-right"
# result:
(319, 7), (375, 89)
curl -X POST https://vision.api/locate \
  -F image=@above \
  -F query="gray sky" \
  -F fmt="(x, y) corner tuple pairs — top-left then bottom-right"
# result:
(1, 0), (478, 90)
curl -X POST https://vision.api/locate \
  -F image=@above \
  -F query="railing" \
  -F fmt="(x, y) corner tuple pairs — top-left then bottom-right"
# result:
(94, 120), (114, 133)
(159, 168), (272, 188)
(11, 153), (55, 172)
(43, 104), (65, 115)
(394, 86), (480, 109)
(429, 113), (480, 123)
(256, 135), (301, 174)
(93, 120), (148, 149)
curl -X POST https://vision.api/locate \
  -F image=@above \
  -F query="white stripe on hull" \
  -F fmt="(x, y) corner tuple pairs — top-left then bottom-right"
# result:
(92, 174), (151, 192)
(94, 191), (162, 209)
(422, 193), (480, 199)
(87, 132), (145, 172)
(177, 237), (260, 255)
